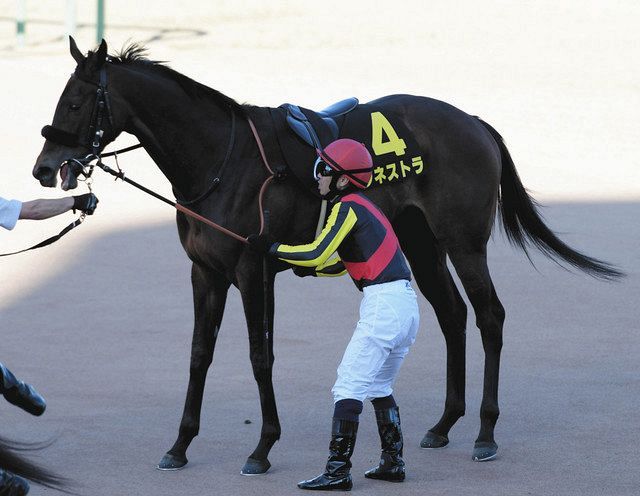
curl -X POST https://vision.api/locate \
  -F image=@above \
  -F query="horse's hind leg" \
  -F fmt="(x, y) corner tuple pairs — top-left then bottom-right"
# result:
(393, 208), (468, 448)
(447, 244), (505, 461)
(158, 264), (230, 470)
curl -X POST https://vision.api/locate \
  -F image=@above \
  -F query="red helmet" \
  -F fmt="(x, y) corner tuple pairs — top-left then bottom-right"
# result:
(316, 139), (373, 189)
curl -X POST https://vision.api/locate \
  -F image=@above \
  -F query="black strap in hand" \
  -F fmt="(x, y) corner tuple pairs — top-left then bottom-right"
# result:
(0, 216), (84, 257)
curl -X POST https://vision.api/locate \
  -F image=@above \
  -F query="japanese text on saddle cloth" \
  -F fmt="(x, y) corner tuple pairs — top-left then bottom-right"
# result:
(269, 103), (425, 198)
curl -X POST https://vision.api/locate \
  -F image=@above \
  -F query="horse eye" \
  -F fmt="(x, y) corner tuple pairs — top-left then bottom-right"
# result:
(69, 104), (81, 111)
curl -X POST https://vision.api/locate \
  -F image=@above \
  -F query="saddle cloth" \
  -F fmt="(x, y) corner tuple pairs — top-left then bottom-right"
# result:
(270, 97), (423, 199)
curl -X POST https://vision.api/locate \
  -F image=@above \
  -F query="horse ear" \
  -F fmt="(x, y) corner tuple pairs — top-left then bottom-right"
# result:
(69, 36), (84, 65)
(95, 39), (108, 68)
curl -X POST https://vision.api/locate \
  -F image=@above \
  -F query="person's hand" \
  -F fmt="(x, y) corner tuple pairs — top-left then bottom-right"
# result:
(72, 193), (99, 215)
(247, 234), (275, 255)
(292, 266), (316, 278)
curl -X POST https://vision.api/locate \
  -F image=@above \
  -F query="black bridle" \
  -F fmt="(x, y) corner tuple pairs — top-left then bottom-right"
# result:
(41, 65), (126, 175)
(84, 64), (114, 157)
(35, 61), (282, 246)
(41, 63), (236, 207)
(2, 70), (115, 258)
(5, 64), (239, 258)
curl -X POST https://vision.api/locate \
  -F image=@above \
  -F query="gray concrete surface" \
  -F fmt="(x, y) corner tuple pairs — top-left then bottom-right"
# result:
(1, 202), (638, 496)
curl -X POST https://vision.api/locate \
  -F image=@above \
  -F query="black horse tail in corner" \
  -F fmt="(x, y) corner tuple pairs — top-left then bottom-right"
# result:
(0, 437), (70, 493)
(476, 118), (624, 281)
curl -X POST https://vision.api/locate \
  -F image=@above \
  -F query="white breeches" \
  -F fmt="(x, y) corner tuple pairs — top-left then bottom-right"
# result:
(331, 279), (420, 403)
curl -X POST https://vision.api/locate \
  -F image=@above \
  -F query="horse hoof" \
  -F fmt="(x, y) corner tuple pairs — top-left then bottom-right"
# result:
(157, 452), (188, 471)
(472, 442), (498, 462)
(241, 457), (271, 475)
(420, 431), (449, 449)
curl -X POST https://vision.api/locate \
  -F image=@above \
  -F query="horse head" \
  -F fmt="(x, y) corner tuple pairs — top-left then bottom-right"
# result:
(33, 37), (127, 190)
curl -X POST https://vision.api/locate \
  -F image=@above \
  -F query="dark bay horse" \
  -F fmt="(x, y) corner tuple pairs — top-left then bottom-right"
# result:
(32, 39), (621, 474)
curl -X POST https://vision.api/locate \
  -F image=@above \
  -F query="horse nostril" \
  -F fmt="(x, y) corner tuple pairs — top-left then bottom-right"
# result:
(35, 167), (50, 180)
(34, 166), (55, 185)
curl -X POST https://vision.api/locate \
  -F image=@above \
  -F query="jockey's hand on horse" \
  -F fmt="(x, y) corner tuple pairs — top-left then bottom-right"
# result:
(292, 266), (316, 277)
(72, 193), (99, 215)
(247, 234), (275, 255)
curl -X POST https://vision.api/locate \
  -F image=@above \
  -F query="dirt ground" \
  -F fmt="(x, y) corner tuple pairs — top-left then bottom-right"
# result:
(0, 2), (638, 495)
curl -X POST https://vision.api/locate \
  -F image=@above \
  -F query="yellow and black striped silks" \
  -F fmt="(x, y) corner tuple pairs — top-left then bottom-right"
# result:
(273, 201), (356, 268)
(272, 192), (411, 289)
(315, 254), (347, 277)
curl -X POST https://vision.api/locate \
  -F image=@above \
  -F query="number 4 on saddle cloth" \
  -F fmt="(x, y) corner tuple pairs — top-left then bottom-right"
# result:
(269, 97), (424, 198)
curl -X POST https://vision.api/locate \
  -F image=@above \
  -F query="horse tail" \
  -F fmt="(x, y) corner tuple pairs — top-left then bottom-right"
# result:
(476, 117), (624, 280)
(0, 436), (71, 493)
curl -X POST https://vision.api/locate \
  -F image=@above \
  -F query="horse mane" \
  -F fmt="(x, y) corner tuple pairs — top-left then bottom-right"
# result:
(98, 42), (248, 115)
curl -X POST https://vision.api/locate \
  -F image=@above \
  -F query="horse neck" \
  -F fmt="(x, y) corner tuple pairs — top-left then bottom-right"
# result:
(114, 64), (235, 201)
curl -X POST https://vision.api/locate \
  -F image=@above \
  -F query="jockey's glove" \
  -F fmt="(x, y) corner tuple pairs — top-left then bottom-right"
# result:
(247, 234), (275, 255)
(292, 266), (316, 278)
(72, 193), (99, 215)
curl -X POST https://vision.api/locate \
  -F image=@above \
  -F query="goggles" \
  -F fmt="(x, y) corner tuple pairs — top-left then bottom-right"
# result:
(313, 157), (336, 179)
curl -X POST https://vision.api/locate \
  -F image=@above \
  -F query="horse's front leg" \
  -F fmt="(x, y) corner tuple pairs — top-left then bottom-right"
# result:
(237, 266), (280, 475)
(158, 263), (231, 470)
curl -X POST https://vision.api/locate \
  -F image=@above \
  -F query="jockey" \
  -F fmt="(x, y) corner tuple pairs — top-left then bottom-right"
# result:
(0, 194), (98, 230)
(249, 138), (420, 491)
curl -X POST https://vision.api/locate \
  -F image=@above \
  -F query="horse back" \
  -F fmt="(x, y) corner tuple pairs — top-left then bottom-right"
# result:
(343, 94), (503, 241)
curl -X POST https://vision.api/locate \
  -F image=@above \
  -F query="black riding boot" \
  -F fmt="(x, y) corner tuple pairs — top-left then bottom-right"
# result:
(0, 363), (46, 416)
(298, 419), (358, 491)
(364, 406), (405, 482)
(0, 469), (30, 495)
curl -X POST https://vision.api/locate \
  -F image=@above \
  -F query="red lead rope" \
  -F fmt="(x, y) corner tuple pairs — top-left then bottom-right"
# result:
(179, 116), (275, 242)
(246, 117), (276, 237)
(174, 202), (249, 243)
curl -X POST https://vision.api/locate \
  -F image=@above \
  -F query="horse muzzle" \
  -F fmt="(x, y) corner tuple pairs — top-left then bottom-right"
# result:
(34, 154), (94, 190)
(33, 163), (58, 188)
(33, 161), (80, 190)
